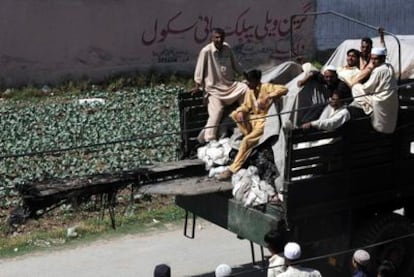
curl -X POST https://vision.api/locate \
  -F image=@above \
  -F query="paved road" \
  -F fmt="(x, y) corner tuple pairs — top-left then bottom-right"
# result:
(0, 220), (261, 277)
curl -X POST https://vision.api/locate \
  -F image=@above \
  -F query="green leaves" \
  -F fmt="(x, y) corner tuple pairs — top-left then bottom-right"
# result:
(0, 86), (183, 207)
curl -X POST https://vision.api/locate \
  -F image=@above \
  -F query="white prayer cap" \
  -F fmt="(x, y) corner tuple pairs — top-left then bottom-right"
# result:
(323, 64), (337, 73)
(215, 264), (232, 277)
(353, 249), (370, 266)
(371, 47), (386, 56)
(284, 242), (301, 260)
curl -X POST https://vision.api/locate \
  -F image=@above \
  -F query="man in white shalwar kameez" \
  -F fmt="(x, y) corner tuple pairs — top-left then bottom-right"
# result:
(192, 28), (248, 143)
(349, 47), (399, 133)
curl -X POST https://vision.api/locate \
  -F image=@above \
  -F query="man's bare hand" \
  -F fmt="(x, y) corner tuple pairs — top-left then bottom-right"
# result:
(190, 84), (202, 95)
(258, 96), (269, 110)
(236, 111), (245, 122)
(301, 122), (312, 129)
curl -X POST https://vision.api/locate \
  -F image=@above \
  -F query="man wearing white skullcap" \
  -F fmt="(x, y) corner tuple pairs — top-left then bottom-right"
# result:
(351, 28), (387, 85)
(348, 44), (399, 134)
(297, 64), (343, 95)
(359, 27), (386, 71)
(371, 47), (386, 56)
(351, 249), (371, 277)
(277, 242), (322, 277)
(296, 63), (352, 124)
(215, 264), (232, 277)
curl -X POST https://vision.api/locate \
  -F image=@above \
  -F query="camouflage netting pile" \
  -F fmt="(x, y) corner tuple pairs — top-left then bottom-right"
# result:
(0, 85), (184, 218)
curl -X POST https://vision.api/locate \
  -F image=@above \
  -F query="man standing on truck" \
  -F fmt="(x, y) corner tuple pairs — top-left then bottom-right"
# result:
(348, 47), (399, 134)
(217, 69), (288, 181)
(191, 28), (248, 144)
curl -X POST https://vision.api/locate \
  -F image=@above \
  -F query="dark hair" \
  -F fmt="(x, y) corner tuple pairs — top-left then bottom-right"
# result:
(361, 37), (373, 46)
(212, 27), (225, 37)
(377, 260), (396, 277)
(332, 89), (344, 99)
(347, 48), (360, 59)
(154, 264), (171, 277)
(264, 230), (285, 253)
(335, 82), (352, 104)
(377, 55), (387, 63)
(244, 69), (262, 82)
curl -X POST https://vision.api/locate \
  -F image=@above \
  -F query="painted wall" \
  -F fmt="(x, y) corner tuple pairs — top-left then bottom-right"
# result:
(0, 0), (315, 87)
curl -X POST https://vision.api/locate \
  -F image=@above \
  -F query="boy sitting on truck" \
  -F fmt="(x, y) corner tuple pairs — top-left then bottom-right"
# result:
(301, 89), (350, 131)
(217, 69), (288, 181)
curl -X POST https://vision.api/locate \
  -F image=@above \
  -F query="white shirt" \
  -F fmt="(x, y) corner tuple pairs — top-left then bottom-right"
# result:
(311, 105), (350, 131)
(337, 66), (360, 85)
(352, 63), (399, 133)
(277, 265), (322, 277)
(267, 254), (286, 277)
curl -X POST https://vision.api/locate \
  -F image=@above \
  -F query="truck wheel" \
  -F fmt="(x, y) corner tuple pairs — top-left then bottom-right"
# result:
(353, 213), (414, 276)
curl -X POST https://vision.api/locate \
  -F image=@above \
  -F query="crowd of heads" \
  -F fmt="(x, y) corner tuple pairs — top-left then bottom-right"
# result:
(262, 229), (398, 277)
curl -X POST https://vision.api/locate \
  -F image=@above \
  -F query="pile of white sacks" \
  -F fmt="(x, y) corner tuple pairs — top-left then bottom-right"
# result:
(232, 166), (276, 207)
(197, 139), (277, 207)
(197, 138), (232, 172)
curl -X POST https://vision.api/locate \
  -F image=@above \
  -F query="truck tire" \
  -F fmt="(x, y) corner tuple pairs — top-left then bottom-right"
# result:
(353, 213), (414, 277)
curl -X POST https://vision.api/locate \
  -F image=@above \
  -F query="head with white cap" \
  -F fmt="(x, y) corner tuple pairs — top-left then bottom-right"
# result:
(284, 242), (302, 264)
(352, 249), (370, 271)
(215, 264), (232, 277)
(370, 47), (387, 68)
(323, 65), (338, 87)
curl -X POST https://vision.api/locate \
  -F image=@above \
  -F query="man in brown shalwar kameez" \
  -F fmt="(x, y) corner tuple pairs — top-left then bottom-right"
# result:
(192, 28), (248, 143)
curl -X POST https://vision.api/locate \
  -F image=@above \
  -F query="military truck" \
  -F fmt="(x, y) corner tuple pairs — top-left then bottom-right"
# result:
(15, 11), (414, 277)
(172, 12), (414, 273)
(174, 76), (414, 276)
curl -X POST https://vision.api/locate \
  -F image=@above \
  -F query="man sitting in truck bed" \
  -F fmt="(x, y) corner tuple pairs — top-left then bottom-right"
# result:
(217, 69), (288, 181)
(301, 89), (350, 131)
(348, 47), (399, 133)
(337, 48), (361, 86)
(296, 65), (352, 126)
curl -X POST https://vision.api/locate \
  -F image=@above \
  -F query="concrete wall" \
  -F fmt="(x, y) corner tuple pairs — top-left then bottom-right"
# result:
(0, 0), (316, 87)
(315, 0), (414, 50)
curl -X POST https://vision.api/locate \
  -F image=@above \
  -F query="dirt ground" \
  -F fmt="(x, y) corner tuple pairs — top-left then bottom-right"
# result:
(0, 219), (256, 277)
(2, 189), (171, 234)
